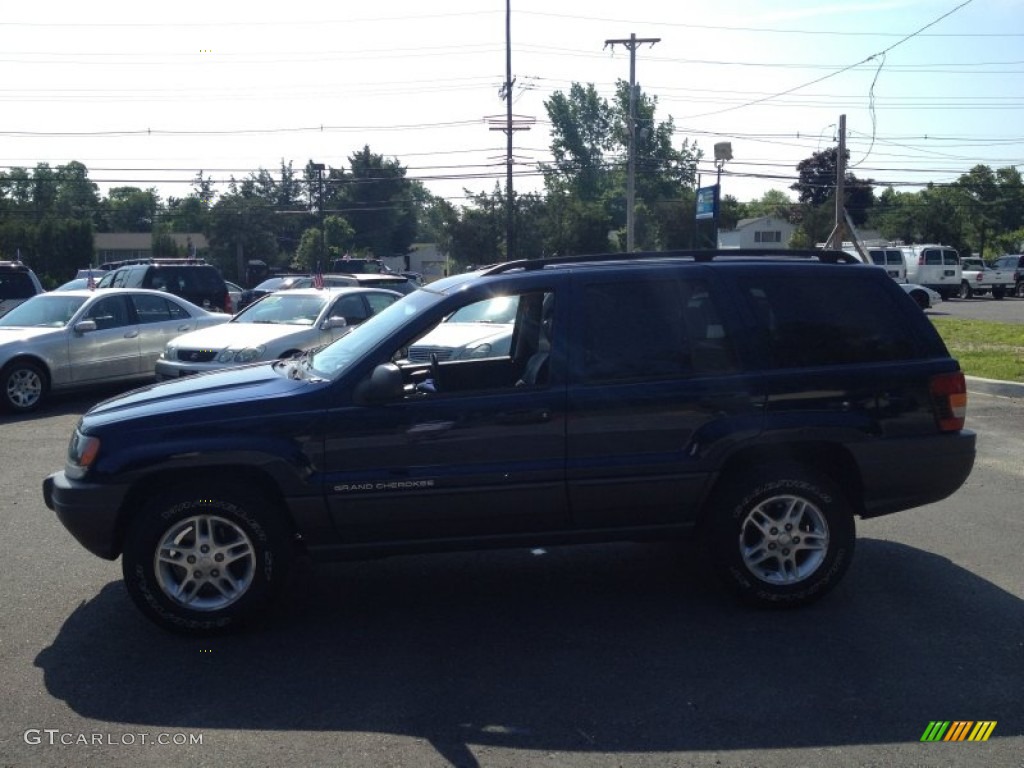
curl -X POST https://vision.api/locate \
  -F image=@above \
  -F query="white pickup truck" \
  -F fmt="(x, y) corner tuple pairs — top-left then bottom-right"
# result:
(959, 258), (1014, 299)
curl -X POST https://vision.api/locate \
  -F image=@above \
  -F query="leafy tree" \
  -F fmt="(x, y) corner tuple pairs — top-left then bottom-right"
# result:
(54, 161), (100, 223)
(340, 146), (417, 259)
(746, 189), (795, 221)
(207, 190), (279, 281)
(101, 187), (159, 232)
(543, 83), (615, 203)
(792, 148), (875, 225)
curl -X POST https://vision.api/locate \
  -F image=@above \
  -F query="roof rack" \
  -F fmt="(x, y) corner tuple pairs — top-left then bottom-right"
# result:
(480, 248), (860, 275)
(100, 257), (211, 269)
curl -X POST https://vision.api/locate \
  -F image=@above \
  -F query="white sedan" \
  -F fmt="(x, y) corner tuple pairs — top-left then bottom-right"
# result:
(0, 288), (230, 413)
(155, 287), (401, 379)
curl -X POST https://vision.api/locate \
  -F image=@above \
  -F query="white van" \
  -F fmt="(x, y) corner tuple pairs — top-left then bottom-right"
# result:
(867, 247), (907, 283)
(900, 245), (961, 299)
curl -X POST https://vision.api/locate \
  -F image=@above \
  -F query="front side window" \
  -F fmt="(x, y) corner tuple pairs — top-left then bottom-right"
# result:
(84, 295), (133, 330)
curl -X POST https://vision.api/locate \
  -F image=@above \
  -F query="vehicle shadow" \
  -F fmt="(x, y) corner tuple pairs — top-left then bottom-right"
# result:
(35, 539), (1022, 765)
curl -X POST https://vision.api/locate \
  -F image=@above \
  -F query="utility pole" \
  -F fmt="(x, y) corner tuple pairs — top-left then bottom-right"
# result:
(311, 163), (326, 265)
(826, 115), (847, 250)
(605, 32), (660, 252)
(488, 2), (533, 262)
(504, 0), (514, 260)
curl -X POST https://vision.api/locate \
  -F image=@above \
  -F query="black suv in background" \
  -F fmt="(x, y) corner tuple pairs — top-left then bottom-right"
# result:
(98, 259), (230, 312)
(993, 254), (1024, 297)
(44, 249), (976, 634)
(0, 261), (45, 318)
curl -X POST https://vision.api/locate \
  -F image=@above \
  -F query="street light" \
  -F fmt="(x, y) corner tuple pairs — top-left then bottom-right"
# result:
(713, 142), (732, 248)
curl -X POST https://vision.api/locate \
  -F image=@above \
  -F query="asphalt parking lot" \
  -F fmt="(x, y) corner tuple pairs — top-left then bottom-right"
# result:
(927, 292), (1024, 324)
(0, 383), (1021, 768)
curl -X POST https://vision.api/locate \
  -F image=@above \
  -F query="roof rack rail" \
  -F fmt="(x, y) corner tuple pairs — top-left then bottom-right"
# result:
(100, 256), (211, 269)
(480, 247), (859, 275)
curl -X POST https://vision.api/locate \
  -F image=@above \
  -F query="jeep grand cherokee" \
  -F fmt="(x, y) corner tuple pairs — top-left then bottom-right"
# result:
(44, 249), (976, 634)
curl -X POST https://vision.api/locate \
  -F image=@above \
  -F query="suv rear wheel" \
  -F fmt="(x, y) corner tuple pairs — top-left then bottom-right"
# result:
(122, 485), (290, 634)
(705, 464), (855, 607)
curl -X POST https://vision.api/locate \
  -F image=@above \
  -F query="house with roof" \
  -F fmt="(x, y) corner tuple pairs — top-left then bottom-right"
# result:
(718, 216), (797, 249)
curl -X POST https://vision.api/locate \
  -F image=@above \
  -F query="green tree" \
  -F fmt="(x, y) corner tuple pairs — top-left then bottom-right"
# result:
(54, 161), (100, 223)
(340, 146), (417, 259)
(101, 187), (159, 232)
(792, 148), (875, 225)
(746, 189), (795, 221)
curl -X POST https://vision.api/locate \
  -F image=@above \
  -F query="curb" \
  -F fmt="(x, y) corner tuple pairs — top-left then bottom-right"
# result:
(966, 376), (1024, 399)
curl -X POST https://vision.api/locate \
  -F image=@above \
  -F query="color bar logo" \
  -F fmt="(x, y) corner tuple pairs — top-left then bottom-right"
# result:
(921, 721), (997, 742)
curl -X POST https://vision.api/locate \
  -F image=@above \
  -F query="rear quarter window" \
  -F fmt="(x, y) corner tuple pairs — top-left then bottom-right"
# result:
(739, 275), (922, 368)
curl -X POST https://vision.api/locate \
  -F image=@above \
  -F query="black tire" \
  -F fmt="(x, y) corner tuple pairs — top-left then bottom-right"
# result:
(2, 359), (47, 413)
(958, 281), (972, 299)
(909, 290), (929, 310)
(122, 484), (291, 634)
(1016, 282), (1024, 298)
(704, 464), (855, 608)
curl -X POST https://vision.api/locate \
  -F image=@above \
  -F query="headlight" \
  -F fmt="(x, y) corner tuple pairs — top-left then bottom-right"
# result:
(65, 428), (100, 480)
(234, 346), (265, 363)
(162, 344), (176, 360)
(216, 349), (236, 363)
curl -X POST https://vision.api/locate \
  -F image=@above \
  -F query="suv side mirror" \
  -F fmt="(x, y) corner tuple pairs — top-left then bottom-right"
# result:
(73, 320), (97, 334)
(354, 363), (404, 404)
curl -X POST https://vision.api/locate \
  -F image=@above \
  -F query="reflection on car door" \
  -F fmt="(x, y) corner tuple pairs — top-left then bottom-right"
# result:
(131, 294), (201, 371)
(69, 295), (141, 383)
(566, 273), (760, 528)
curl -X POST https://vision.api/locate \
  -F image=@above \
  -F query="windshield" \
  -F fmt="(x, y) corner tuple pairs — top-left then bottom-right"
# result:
(309, 288), (444, 377)
(234, 293), (326, 326)
(0, 294), (88, 327)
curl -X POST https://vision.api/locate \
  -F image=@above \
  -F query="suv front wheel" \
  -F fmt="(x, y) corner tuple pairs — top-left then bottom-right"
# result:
(122, 484), (291, 634)
(705, 464), (855, 607)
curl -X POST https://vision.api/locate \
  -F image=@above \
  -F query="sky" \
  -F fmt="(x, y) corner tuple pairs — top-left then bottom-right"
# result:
(2, 0), (1022, 209)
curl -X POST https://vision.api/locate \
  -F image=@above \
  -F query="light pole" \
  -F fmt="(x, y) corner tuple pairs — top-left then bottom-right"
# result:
(713, 142), (732, 248)
(311, 163), (326, 265)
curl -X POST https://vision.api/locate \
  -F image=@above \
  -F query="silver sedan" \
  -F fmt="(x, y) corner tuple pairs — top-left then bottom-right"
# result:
(0, 288), (230, 413)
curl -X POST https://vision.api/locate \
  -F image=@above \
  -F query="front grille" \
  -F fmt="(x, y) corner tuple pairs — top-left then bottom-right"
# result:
(176, 349), (217, 363)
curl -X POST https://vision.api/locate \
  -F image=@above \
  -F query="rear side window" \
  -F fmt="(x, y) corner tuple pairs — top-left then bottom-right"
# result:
(132, 294), (191, 323)
(579, 278), (736, 383)
(0, 272), (35, 300)
(739, 276), (918, 367)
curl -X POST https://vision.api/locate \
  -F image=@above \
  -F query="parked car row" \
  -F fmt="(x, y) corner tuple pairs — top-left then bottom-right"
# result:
(0, 286), (403, 413)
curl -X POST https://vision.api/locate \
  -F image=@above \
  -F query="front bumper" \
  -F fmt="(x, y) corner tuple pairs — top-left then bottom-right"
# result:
(43, 472), (130, 560)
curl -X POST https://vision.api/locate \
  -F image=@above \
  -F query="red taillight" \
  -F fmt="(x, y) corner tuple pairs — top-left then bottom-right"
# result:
(930, 371), (967, 432)
(975, 274), (983, 283)
(918, 255), (926, 265)
(225, 293), (233, 313)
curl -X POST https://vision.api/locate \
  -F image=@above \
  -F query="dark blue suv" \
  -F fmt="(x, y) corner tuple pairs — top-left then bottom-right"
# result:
(44, 250), (976, 634)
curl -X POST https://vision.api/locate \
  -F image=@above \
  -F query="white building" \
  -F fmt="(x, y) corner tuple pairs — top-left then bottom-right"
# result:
(718, 216), (798, 249)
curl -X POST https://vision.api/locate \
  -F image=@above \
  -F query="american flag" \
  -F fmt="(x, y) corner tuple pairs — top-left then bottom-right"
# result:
(313, 262), (324, 290)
